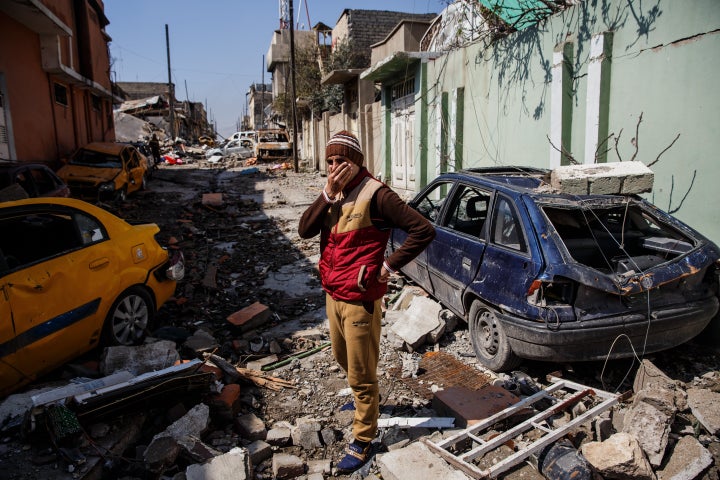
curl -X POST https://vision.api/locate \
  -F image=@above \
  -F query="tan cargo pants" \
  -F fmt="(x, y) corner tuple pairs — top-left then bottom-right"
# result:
(326, 294), (382, 443)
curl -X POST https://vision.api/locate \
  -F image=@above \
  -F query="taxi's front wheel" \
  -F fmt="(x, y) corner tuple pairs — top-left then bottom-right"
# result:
(102, 286), (154, 346)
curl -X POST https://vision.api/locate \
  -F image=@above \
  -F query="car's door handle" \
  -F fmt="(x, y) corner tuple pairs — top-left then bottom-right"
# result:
(462, 257), (472, 270)
(89, 258), (110, 270)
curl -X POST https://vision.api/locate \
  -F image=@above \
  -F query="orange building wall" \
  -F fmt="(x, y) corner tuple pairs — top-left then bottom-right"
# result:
(0, 1), (115, 165)
(0, 12), (59, 162)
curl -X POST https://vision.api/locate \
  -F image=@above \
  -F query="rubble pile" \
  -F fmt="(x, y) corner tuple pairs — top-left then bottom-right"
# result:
(0, 164), (717, 479)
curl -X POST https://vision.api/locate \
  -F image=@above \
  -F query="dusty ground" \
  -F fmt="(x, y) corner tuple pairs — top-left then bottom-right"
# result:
(1, 159), (719, 479)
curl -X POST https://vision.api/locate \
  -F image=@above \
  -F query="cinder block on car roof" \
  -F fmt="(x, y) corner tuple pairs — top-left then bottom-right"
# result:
(550, 161), (653, 195)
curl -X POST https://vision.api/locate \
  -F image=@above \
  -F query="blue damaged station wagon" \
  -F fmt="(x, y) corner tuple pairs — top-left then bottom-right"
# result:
(388, 167), (720, 371)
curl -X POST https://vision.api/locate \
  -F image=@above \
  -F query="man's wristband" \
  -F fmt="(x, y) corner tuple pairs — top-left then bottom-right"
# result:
(322, 188), (338, 203)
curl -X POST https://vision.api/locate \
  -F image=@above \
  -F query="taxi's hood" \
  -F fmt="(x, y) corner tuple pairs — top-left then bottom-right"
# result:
(58, 165), (121, 184)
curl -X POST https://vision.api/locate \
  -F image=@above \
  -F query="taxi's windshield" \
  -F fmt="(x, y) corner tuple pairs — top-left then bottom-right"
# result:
(70, 149), (122, 168)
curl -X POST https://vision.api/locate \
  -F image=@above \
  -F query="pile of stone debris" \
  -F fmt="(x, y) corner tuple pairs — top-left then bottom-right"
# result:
(0, 166), (717, 479)
(0, 281), (718, 480)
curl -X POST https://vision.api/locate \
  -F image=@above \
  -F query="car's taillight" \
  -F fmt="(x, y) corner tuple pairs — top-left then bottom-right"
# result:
(165, 250), (185, 281)
(527, 277), (576, 306)
(527, 279), (542, 296)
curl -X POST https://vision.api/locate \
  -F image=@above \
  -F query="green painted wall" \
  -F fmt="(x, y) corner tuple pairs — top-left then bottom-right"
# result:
(422, 0), (720, 243)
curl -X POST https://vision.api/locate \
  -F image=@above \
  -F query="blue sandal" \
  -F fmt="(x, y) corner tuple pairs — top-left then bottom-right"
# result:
(335, 440), (372, 474)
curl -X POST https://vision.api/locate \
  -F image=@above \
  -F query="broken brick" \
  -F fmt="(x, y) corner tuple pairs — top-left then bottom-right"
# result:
(227, 302), (272, 331)
(201, 192), (224, 206)
(198, 363), (223, 380)
(209, 384), (241, 421)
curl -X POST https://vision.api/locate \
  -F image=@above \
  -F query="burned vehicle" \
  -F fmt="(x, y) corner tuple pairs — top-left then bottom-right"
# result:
(388, 167), (720, 371)
(0, 198), (184, 396)
(255, 129), (292, 160)
(0, 162), (70, 200)
(58, 142), (149, 202)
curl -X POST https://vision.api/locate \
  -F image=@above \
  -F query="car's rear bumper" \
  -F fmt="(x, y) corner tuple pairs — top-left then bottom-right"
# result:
(498, 296), (719, 362)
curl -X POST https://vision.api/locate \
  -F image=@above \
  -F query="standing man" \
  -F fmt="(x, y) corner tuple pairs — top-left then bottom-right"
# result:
(148, 133), (162, 165)
(299, 131), (435, 474)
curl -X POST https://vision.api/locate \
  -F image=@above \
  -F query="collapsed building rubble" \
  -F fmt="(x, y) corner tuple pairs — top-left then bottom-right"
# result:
(0, 165), (717, 479)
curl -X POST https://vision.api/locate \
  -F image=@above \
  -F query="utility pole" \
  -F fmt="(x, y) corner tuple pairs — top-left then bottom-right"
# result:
(261, 57), (265, 130)
(165, 24), (175, 140)
(289, 0), (299, 172)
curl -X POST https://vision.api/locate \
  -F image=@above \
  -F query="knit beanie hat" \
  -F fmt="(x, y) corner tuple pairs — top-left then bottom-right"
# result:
(325, 130), (364, 166)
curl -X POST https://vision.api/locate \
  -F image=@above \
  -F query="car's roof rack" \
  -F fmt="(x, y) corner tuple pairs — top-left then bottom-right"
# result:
(460, 166), (549, 176)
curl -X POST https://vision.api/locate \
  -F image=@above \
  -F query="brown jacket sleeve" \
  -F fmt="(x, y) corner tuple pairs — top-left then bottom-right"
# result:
(373, 187), (435, 271)
(298, 193), (330, 239)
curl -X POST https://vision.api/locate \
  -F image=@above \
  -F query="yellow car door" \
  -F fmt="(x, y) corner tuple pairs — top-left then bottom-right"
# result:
(124, 148), (145, 195)
(0, 207), (116, 392)
(0, 276), (26, 396)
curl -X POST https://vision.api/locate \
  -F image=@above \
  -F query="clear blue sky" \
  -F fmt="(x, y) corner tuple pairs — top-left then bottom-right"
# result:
(105, 0), (447, 138)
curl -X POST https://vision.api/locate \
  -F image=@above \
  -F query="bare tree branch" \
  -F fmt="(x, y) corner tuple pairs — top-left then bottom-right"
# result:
(613, 128), (624, 161)
(668, 169), (697, 215)
(595, 132), (614, 163)
(547, 134), (578, 164)
(629, 112), (643, 162)
(647, 133), (680, 168)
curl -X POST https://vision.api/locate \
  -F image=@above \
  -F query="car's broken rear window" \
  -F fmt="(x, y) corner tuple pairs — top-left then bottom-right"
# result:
(543, 202), (694, 272)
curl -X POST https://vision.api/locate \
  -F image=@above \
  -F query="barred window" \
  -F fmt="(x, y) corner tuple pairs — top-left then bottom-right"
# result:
(391, 77), (414, 102)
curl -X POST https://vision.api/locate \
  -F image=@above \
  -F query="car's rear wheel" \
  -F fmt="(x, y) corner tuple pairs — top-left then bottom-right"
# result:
(469, 301), (520, 372)
(102, 286), (154, 346)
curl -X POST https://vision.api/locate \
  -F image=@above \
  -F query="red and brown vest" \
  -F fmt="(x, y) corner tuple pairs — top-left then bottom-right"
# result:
(319, 175), (390, 302)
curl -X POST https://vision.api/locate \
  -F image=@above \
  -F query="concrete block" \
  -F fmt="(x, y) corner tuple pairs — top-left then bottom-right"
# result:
(183, 329), (218, 354)
(246, 439), (272, 465)
(272, 453), (305, 479)
(180, 436), (223, 463)
(266, 425), (292, 446)
(100, 340), (180, 375)
(320, 427), (337, 446)
(382, 426), (410, 451)
(379, 442), (471, 480)
(634, 387), (676, 416)
(657, 435), (713, 480)
(391, 286), (428, 311)
(633, 359), (675, 392)
(622, 400), (672, 466)
(306, 459), (331, 475)
(594, 412), (613, 442)
(153, 403), (210, 443)
(143, 436), (180, 473)
(550, 161), (653, 195)
(581, 432), (655, 480)
(433, 385), (519, 428)
(390, 296), (441, 351)
(427, 317), (447, 344)
(291, 416), (322, 450)
(186, 447), (251, 480)
(687, 388), (720, 436)
(235, 412), (267, 441)
(227, 302), (272, 331)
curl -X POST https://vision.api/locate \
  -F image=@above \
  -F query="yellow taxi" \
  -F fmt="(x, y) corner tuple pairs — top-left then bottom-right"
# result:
(0, 198), (184, 396)
(58, 142), (149, 201)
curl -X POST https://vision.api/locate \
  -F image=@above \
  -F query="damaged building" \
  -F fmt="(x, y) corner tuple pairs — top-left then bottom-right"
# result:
(114, 81), (214, 144)
(0, 0), (117, 164)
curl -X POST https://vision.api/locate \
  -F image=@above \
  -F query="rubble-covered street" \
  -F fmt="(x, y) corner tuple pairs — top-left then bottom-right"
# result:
(1, 160), (719, 480)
